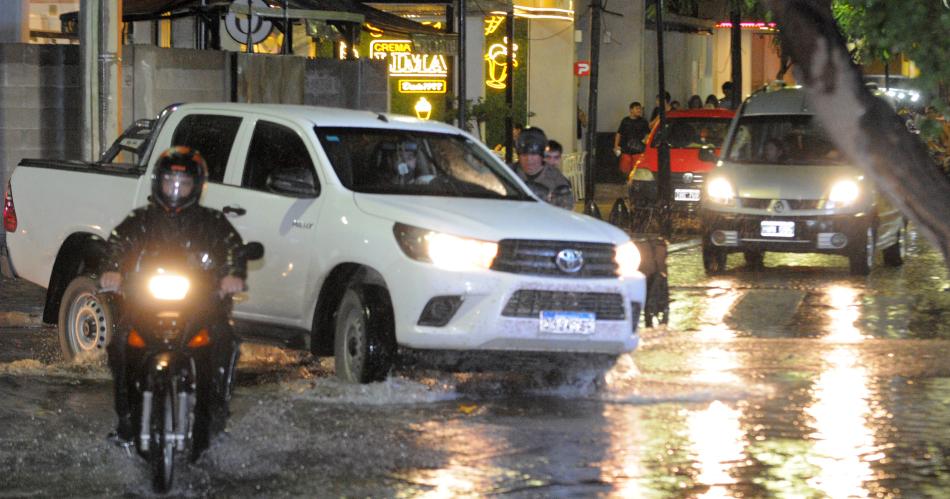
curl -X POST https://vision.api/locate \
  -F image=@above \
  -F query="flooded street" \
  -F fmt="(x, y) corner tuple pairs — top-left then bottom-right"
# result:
(2, 228), (950, 497)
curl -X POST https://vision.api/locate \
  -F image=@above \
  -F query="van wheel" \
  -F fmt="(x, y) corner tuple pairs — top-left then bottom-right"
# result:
(702, 242), (727, 275)
(882, 225), (905, 267)
(58, 275), (113, 361)
(849, 224), (876, 276)
(333, 283), (396, 383)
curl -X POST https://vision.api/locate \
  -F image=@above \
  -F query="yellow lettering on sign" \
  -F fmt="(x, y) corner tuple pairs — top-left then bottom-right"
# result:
(369, 39), (413, 59)
(484, 15), (505, 36)
(398, 79), (447, 94)
(389, 53), (448, 77)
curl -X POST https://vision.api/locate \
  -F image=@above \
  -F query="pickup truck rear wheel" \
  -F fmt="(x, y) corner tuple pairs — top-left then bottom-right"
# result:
(334, 284), (395, 383)
(58, 275), (113, 362)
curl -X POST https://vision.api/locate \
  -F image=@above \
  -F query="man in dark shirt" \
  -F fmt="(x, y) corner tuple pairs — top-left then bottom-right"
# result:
(512, 127), (574, 210)
(614, 101), (651, 175)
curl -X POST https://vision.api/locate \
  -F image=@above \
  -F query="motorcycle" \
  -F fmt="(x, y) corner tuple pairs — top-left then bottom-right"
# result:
(103, 242), (263, 493)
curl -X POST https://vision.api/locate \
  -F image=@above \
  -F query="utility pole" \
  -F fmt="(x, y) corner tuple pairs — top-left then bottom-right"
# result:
(457, 0), (467, 130)
(730, 0), (742, 110)
(81, 0), (122, 161)
(504, 4), (514, 164)
(655, 0), (671, 237)
(582, 0), (603, 216)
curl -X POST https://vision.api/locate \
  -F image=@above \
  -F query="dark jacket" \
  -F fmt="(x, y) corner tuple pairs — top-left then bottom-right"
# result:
(515, 164), (574, 210)
(104, 204), (247, 279)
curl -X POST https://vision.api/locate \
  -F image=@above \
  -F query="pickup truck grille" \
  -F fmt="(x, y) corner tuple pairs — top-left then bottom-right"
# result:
(491, 240), (618, 278)
(502, 290), (626, 320)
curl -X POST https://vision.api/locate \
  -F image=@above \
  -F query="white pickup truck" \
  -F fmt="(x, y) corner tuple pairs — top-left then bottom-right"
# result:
(2, 103), (646, 382)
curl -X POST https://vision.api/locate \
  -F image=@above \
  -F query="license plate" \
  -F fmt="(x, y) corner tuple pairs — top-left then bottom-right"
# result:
(674, 188), (701, 201)
(761, 220), (795, 238)
(539, 311), (596, 335)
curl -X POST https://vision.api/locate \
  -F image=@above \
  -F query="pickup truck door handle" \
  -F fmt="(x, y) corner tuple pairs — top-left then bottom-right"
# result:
(223, 205), (246, 216)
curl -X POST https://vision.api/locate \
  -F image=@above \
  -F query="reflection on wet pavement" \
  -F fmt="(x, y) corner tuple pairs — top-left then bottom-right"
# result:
(1, 228), (949, 496)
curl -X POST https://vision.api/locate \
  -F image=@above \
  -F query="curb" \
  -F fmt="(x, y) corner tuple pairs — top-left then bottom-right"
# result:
(668, 238), (701, 254)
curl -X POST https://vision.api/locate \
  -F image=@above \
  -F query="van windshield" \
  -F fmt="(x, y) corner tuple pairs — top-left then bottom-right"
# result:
(725, 115), (846, 165)
(650, 117), (731, 149)
(315, 127), (532, 200)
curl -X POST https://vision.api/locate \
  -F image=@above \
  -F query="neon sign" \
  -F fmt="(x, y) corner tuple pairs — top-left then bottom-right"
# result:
(369, 39), (449, 78)
(399, 80), (447, 93)
(414, 97), (433, 120)
(485, 38), (518, 90)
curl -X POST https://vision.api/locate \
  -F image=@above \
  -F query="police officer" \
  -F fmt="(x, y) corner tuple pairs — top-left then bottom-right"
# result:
(511, 127), (574, 210)
(100, 146), (247, 446)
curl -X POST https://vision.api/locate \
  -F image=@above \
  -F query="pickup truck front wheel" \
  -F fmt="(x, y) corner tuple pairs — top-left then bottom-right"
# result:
(58, 276), (113, 361)
(334, 284), (396, 383)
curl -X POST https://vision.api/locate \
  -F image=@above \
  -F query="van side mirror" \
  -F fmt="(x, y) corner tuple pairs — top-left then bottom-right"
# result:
(699, 146), (717, 163)
(266, 168), (319, 198)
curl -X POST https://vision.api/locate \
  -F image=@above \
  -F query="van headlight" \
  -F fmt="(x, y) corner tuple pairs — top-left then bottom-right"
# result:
(394, 223), (498, 271)
(614, 241), (642, 277)
(825, 180), (860, 208)
(148, 271), (190, 301)
(706, 177), (735, 205)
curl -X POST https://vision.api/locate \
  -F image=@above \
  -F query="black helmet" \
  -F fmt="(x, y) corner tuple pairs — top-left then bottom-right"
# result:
(151, 146), (207, 214)
(516, 127), (547, 155)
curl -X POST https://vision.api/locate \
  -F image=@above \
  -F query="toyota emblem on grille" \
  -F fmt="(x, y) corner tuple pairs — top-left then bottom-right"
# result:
(682, 172), (694, 184)
(555, 249), (584, 273)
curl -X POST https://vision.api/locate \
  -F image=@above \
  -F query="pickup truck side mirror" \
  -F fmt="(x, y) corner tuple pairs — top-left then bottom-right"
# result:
(243, 242), (264, 261)
(699, 146), (717, 163)
(266, 168), (319, 198)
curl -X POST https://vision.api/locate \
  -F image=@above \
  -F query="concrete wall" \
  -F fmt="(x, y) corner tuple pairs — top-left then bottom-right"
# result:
(642, 30), (715, 112)
(305, 59), (388, 112)
(527, 19), (575, 152)
(121, 46), (230, 127)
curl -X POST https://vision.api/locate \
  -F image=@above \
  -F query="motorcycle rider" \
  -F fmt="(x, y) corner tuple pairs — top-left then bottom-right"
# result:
(100, 146), (247, 448)
(511, 127), (574, 210)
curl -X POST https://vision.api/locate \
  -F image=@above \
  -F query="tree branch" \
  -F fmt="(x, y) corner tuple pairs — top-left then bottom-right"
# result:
(766, 0), (950, 266)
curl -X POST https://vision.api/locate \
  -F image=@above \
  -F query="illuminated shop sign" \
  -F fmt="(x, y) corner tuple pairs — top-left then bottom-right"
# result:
(369, 39), (449, 78)
(484, 38), (518, 90)
(399, 79), (447, 93)
(414, 97), (433, 120)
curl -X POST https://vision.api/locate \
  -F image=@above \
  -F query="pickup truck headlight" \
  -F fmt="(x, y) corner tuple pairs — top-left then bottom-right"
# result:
(706, 177), (735, 205)
(614, 241), (642, 277)
(825, 180), (860, 208)
(148, 271), (190, 301)
(394, 223), (498, 271)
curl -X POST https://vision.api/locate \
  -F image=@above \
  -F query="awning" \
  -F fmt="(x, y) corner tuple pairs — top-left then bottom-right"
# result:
(122, 0), (445, 37)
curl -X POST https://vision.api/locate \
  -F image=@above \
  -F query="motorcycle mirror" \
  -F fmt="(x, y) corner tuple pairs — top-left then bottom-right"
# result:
(244, 242), (264, 261)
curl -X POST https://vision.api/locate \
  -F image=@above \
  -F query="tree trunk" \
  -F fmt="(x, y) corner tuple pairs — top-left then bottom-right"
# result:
(766, 0), (950, 266)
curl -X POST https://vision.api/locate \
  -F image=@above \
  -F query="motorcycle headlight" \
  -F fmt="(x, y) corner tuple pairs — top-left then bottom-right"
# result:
(706, 177), (735, 205)
(394, 223), (498, 271)
(614, 241), (642, 277)
(826, 180), (860, 208)
(148, 271), (190, 301)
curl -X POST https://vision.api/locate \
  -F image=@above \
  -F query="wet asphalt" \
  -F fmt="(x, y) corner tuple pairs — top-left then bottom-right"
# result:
(1, 227), (949, 497)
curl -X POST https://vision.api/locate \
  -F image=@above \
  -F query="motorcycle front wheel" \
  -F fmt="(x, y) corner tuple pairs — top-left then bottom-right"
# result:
(150, 388), (176, 493)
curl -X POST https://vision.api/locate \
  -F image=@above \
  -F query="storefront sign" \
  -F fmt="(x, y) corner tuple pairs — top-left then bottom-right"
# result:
(399, 80), (447, 93)
(485, 38), (519, 90)
(414, 97), (433, 120)
(370, 39), (449, 78)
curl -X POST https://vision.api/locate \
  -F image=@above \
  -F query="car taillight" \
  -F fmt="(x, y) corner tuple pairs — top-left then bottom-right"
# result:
(3, 180), (16, 232)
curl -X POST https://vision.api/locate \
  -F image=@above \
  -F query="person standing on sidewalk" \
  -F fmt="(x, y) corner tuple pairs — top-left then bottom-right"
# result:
(614, 101), (651, 176)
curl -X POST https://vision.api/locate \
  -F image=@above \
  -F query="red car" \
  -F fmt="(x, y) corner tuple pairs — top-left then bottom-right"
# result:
(626, 108), (735, 217)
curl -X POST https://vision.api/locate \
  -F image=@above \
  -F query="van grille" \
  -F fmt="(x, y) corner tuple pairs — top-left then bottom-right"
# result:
(502, 290), (626, 320)
(491, 240), (618, 278)
(739, 198), (822, 210)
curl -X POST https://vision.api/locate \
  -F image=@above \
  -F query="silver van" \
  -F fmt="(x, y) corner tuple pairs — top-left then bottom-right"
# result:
(698, 87), (905, 275)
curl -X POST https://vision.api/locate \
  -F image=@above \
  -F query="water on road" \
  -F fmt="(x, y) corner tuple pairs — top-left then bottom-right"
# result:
(1, 228), (949, 497)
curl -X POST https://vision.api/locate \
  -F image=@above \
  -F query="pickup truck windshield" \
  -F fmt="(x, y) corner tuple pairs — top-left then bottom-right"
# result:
(726, 115), (846, 165)
(316, 127), (532, 200)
